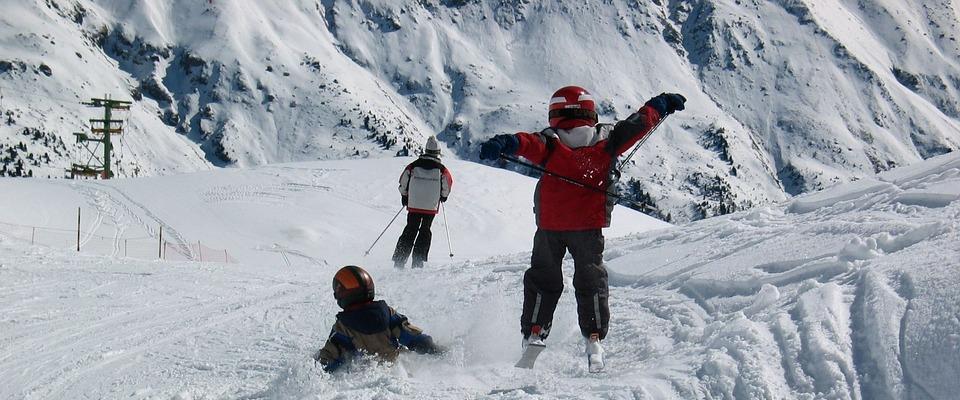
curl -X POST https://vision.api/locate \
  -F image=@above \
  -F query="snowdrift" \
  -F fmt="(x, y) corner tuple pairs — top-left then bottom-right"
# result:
(1, 152), (958, 399)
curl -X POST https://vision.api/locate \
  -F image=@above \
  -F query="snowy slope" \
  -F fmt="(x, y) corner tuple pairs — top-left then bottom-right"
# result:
(1, 152), (958, 399)
(0, 158), (665, 267)
(2, 0), (959, 222)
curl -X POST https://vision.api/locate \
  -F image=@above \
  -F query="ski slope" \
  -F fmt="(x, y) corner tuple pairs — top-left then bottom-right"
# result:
(1, 153), (959, 399)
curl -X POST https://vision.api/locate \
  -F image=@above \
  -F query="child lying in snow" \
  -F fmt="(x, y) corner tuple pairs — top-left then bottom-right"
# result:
(313, 265), (444, 372)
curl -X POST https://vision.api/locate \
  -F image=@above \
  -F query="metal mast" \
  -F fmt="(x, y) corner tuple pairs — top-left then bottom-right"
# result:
(70, 96), (131, 179)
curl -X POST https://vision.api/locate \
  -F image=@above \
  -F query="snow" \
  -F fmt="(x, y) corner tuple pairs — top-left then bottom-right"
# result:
(3, 0), (959, 222)
(1, 152), (958, 399)
(0, 158), (665, 267)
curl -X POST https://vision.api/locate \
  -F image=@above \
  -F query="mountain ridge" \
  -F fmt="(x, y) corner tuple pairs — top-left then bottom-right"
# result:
(1, 0), (958, 221)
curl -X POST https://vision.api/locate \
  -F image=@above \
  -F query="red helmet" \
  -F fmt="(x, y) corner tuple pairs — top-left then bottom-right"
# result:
(332, 265), (375, 308)
(548, 86), (598, 129)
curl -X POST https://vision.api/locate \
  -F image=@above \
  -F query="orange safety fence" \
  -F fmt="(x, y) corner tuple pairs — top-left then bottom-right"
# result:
(161, 240), (237, 263)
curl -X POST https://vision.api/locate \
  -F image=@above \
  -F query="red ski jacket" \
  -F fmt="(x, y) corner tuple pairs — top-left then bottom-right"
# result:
(514, 106), (662, 231)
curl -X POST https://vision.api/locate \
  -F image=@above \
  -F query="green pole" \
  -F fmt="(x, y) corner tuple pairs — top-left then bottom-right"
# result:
(103, 101), (112, 179)
(77, 207), (81, 252)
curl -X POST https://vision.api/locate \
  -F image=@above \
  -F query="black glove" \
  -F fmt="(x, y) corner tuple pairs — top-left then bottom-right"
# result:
(401, 195), (408, 206)
(479, 134), (520, 160)
(645, 93), (686, 116)
(440, 196), (447, 202)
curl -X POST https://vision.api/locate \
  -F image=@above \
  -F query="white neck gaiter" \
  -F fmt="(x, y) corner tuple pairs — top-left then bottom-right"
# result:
(556, 125), (598, 148)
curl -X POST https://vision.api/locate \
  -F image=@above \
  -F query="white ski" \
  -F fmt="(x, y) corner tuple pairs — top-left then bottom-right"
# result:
(514, 342), (546, 369)
(488, 386), (539, 395)
(587, 352), (604, 373)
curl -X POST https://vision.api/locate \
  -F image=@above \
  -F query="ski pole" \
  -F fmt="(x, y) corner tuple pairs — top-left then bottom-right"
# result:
(499, 114), (669, 210)
(500, 154), (602, 193)
(364, 207), (404, 256)
(618, 115), (668, 171)
(441, 202), (453, 257)
(499, 155), (649, 210)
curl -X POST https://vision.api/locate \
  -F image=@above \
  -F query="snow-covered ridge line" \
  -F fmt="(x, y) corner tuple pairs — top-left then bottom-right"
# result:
(1, 0), (958, 223)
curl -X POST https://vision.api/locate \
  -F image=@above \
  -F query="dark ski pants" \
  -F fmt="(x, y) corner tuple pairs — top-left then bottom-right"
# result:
(520, 229), (609, 340)
(392, 212), (435, 267)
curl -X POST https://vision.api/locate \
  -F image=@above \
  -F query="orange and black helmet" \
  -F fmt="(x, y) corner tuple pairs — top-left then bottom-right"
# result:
(332, 265), (375, 308)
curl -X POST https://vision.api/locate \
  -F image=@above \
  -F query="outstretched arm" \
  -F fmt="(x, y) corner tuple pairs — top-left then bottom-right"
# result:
(605, 107), (661, 156)
(513, 131), (553, 165)
(605, 93), (685, 155)
(389, 310), (447, 355)
(478, 131), (553, 164)
(481, 130), (558, 165)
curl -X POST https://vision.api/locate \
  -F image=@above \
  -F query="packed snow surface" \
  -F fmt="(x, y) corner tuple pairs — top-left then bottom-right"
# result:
(1, 153), (959, 399)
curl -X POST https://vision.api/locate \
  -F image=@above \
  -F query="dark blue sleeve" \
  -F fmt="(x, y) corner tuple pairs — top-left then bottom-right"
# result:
(321, 358), (345, 372)
(389, 312), (444, 355)
(405, 333), (443, 355)
(319, 331), (357, 372)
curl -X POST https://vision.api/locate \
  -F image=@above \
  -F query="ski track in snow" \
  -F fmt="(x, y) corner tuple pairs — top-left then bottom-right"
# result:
(74, 181), (194, 260)
(0, 154), (958, 399)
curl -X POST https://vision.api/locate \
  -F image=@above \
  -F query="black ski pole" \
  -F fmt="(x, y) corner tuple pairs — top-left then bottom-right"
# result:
(500, 155), (603, 193)
(364, 207), (404, 256)
(618, 114), (668, 171)
(499, 155), (649, 210)
(498, 114), (670, 211)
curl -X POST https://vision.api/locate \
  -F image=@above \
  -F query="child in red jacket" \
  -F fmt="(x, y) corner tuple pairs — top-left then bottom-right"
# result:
(479, 86), (685, 370)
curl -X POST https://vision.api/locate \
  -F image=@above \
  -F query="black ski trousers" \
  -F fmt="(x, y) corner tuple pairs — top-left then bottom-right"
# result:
(520, 229), (609, 340)
(392, 212), (435, 268)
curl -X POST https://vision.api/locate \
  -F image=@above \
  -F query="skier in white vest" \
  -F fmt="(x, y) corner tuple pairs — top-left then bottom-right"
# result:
(392, 136), (453, 269)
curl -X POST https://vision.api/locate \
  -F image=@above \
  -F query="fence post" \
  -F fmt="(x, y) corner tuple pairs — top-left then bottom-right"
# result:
(158, 226), (163, 259)
(224, 249), (228, 263)
(31, 227), (35, 245)
(124, 239), (128, 257)
(198, 241), (203, 262)
(76, 207), (81, 252)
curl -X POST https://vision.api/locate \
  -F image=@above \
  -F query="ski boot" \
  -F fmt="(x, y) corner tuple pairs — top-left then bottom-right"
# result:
(515, 325), (548, 368)
(586, 333), (604, 373)
(522, 325), (547, 348)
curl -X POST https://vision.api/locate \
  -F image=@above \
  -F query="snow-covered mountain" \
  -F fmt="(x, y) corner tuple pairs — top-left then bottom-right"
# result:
(1, 0), (959, 221)
(0, 147), (957, 399)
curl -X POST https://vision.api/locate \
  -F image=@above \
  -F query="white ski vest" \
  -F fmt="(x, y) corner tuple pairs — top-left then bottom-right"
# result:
(398, 155), (453, 214)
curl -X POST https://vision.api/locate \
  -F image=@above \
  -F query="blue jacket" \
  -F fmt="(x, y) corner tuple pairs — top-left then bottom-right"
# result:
(313, 300), (441, 372)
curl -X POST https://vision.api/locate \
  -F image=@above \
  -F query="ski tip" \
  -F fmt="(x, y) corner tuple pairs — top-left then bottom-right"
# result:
(588, 355), (605, 373)
(514, 343), (546, 369)
(488, 386), (539, 395)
